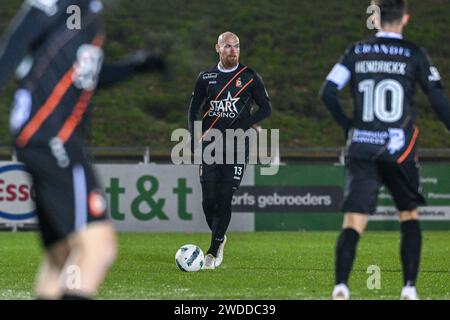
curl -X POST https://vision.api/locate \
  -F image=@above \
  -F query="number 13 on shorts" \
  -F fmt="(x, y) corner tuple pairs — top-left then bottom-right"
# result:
(234, 165), (243, 178)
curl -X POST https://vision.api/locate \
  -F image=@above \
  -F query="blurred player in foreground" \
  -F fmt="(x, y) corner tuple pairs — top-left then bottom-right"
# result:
(0, 0), (165, 299)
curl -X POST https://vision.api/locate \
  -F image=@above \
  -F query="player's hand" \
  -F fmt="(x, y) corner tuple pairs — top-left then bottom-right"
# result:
(252, 124), (262, 133)
(131, 50), (167, 74)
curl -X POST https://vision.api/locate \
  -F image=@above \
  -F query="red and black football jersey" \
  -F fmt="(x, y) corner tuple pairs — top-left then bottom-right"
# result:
(188, 63), (272, 145)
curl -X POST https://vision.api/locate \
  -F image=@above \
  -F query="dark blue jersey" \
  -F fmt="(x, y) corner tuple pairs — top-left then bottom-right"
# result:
(322, 32), (450, 162)
(0, 0), (154, 148)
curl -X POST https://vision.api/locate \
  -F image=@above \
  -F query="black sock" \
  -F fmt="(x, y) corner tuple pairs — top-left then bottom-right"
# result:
(202, 181), (219, 231)
(335, 228), (360, 285)
(207, 183), (234, 257)
(208, 206), (231, 256)
(60, 293), (91, 300)
(400, 220), (422, 287)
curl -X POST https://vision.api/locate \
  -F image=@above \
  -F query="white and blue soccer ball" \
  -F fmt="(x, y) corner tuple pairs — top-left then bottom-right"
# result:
(175, 244), (205, 272)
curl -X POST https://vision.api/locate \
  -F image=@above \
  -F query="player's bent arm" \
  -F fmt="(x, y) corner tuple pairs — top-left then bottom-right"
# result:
(97, 51), (166, 89)
(428, 86), (450, 131)
(188, 73), (206, 134)
(416, 48), (450, 131)
(97, 63), (140, 88)
(0, 4), (59, 91)
(244, 72), (272, 128)
(319, 80), (352, 134)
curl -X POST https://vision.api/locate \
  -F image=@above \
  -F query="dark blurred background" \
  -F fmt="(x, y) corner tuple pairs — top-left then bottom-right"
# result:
(0, 0), (448, 152)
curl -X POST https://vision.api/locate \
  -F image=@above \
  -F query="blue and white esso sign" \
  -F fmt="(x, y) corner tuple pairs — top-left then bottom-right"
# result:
(0, 164), (36, 222)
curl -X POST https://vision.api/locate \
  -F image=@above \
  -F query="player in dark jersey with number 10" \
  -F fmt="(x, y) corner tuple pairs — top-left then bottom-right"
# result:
(320, 0), (450, 300)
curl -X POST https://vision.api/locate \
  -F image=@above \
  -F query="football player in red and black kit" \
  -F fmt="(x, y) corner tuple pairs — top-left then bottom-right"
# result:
(0, 0), (165, 299)
(189, 32), (272, 269)
(320, 0), (450, 300)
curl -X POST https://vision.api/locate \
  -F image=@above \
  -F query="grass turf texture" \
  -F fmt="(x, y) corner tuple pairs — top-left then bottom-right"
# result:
(0, 231), (449, 300)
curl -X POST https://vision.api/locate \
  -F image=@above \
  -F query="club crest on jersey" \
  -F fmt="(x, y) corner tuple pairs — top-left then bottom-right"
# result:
(209, 92), (240, 119)
(236, 78), (242, 88)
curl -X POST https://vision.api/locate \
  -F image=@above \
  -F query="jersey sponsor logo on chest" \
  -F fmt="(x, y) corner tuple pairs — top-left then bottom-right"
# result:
(208, 92), (240, 119)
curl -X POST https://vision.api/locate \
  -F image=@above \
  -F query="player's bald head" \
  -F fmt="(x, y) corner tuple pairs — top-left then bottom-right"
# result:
(217, 32), (239, 46)
(216, 31), (240, 68)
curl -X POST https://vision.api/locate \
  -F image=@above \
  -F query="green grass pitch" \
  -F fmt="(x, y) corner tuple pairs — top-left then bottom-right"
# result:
(0, 231), (448, 300)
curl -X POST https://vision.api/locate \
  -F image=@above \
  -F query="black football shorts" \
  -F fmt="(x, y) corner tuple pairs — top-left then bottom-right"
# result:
(341, 158), (426, 214)
(199, 163), (247, 191)
(17, 144), (109, 248)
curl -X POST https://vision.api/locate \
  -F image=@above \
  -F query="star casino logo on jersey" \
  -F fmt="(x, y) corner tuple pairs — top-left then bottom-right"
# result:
(209, 92), (240, 119)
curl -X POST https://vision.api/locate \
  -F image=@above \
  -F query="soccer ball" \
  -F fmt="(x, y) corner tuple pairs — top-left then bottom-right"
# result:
(175, 244), (205, 272)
